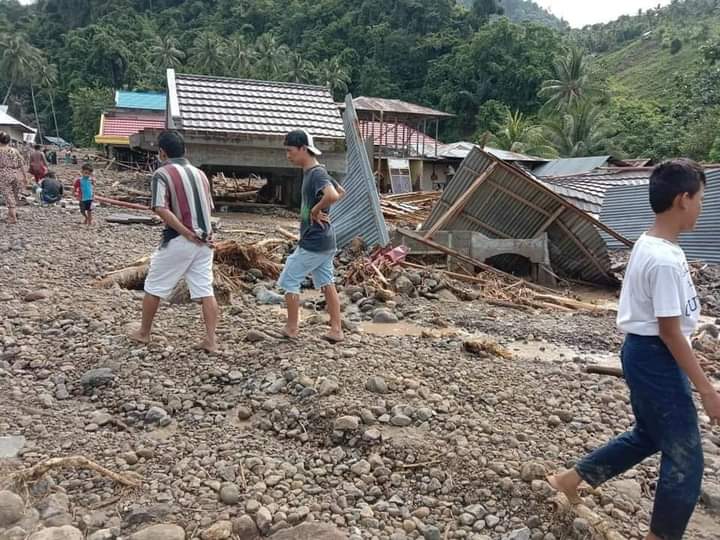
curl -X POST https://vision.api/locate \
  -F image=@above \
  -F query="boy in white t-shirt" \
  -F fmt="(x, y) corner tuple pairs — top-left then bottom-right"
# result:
(548, 159), (720, 540)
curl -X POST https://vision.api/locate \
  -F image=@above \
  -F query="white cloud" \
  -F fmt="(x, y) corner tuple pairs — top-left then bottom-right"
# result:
(532, 0), (672, 28)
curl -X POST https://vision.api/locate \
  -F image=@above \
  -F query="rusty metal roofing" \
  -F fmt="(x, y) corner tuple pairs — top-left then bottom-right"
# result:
(541, 168), (652, 217)
(168, 70), (345, 138)
(359, 120), (440, 150)
(330, 95), (390, 249)
(600, 168), (720, 263)
(344, 96), (453, 118)
(422, 147), (630, 285)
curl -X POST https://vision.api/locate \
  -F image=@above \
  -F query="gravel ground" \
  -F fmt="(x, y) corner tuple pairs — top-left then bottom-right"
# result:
(0, 200), (719, 540)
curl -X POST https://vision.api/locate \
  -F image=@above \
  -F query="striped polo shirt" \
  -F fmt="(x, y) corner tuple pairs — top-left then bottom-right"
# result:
(151, 157), (214, 240)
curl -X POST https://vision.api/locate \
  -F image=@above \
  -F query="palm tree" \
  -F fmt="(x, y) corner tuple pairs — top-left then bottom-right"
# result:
(544, 101), (613, 157)
(254, 34), (287, 80)
(487, 110), (558, 158)
(149, 35), (186, 70)
(539, 47), (603, 111)
(189, 32), (226, 75)
(315, 57), (351, 99)
(226, 35), (257, 78)
(1, 33), (43, 104)
(38, 62), (60, 138)
(284, 52), (314, 83)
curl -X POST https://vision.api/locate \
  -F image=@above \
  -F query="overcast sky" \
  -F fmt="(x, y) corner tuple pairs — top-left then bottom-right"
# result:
(533, 0), (673, 27)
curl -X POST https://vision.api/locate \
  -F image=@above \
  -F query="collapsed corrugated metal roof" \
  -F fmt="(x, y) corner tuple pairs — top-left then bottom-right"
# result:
(422, 147), (630, 285)
(343, 96), (453, 118)
(168, 69), (345, 139)
(533, 156), (611, 177)
(541, 168), (652, 217)
(330, 95), (390, 249)
(600, 168), (720, 262)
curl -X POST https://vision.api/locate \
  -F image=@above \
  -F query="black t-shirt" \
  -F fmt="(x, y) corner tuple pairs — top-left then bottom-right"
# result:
(298, 166), (337, 252)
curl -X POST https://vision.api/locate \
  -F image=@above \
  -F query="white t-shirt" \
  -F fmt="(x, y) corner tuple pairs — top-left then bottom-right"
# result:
(617, 233), (701, 337)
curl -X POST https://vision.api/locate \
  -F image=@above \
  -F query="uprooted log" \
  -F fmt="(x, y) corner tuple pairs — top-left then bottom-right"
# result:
(214, 240), (282, 279)
(95, 241), (282, 299)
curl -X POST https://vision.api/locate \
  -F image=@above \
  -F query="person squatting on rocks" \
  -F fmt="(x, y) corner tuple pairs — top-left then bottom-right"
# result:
(129, 130), (219, 353)
(38, 170), (63, 205)
(278, 129), (346, 343)
(0, 131), (27, 224)
(73, 163), (95, 225)
(549, 159), (720, 540)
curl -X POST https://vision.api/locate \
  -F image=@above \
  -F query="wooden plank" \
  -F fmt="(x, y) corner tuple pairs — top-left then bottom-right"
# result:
(533, 206), (565, 238)
(424, 163), (496, 239)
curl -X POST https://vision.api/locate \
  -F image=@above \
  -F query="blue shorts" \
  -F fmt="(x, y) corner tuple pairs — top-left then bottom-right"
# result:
(277, 247), (336, 294)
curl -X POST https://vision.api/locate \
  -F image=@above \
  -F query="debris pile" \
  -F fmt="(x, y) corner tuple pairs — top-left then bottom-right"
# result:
(212, 172), (264, 202)
(380, 191), (440, 225)
(95, 240), (285, 304)
(336, 237), (612, 314)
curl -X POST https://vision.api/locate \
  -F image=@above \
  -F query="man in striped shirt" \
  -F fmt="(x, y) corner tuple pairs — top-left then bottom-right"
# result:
(129, 130), (219, 353)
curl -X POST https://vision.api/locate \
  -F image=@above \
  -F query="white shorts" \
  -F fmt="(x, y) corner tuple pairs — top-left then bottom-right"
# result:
(144, 236), (214, 300)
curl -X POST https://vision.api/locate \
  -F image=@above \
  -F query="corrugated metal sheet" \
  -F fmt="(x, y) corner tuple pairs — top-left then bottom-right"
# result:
(600, 169), (720, 262)
(534, 156), (611, 177)
(541, 168), (652, 217)
(172, 73), (345, 138)
(345, 96), (453, 118)
(330, 95), (390, 249)
(115, 90), (167, 111)
(423, 147), (627, 285)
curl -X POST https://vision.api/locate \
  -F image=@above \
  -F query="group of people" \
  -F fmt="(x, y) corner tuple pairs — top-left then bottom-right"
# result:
(127, 129), (718, 540)
(0, 133), (95, 225)
(128, 129), (345, 353)
(3, 123), (719, 539)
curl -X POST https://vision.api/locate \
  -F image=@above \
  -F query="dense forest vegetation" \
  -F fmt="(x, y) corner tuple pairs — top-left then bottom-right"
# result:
(1, 0), (720, 162)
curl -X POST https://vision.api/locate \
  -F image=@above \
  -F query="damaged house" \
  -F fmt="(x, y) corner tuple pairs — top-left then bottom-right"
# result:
(131, 69), (346, 209)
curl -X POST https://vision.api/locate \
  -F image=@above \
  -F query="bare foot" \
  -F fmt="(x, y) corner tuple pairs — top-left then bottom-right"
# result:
(547, 472), (583, 505)
(282, 326), (299, 340)
(129, 330), (150, 345)
(197, 339), (218, 353)
(323, 330), (345, 344)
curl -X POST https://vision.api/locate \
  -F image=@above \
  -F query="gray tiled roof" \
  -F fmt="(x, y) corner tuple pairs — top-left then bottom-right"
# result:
(172, 73), (345, 138)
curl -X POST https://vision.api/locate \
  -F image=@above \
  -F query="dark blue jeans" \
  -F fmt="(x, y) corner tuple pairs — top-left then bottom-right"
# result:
(575, 334), (703, 540)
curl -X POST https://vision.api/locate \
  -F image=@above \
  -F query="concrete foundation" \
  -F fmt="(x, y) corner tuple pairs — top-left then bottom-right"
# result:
(393, 230), (556, 287)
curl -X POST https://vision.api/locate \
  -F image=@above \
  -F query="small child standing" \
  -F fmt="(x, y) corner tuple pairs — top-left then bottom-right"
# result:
(73, 163), (95, 225)
(548, 159), (720, 540)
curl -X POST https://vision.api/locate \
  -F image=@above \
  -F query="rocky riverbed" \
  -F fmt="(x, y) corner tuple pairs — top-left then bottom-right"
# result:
(1, 202), (719, 540)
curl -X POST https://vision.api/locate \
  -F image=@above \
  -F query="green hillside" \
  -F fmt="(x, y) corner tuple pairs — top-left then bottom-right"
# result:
(595, 17), (720, 105)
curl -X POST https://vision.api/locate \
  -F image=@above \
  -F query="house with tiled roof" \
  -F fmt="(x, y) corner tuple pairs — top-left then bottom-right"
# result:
(130, 69), (346, 207)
